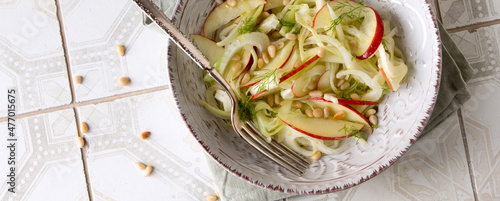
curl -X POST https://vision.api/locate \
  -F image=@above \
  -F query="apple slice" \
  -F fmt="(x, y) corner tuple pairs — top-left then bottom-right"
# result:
(312, 0), (384, 60)
(316, 70), (331, 91)
(291, 65), (326, 97)
(308, 97), (372, 133)
(278, 111), (365, 140)
(191, 34), (224, 65)
(202, 0), (266, 38)
(354, 6), (384, 60)
(279, 55), (320, 83)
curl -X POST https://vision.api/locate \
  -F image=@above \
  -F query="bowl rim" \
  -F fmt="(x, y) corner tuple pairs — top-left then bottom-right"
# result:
(167, 0), (443, 194)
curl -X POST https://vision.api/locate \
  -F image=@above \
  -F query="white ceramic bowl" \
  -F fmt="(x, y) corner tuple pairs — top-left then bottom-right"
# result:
(167, 0), (441, 194)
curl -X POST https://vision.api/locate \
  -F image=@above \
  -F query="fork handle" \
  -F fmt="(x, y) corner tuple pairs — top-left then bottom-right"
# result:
(133, 0), (213, 71)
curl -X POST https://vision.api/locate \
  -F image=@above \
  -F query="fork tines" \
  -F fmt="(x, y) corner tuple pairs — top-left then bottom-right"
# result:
(242, 122), (310, 176)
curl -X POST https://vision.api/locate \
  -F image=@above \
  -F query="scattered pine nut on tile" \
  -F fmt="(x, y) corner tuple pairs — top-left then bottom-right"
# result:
(134, 162), (147, 170)
(143, 165), (154, 177)
(205, 195), (218, 201)
(116, 44), (126, 56)
(118, 77), (131, 86)
(74, 76), (83, 84)
(140, 131), (151, 140)
(77, 137), (86, 148)
(80, 122), (89, 133)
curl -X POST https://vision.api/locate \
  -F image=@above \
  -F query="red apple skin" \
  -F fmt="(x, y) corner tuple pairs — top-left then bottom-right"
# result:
(250, 89), (268, 100)
(279, 55), (320, 83)
(240, 79), (260, 89)
(356, 6), (384, 60)
(379, 67), (394, 91)
(278, 45), (295, 69)
(279, 116), (355, 140)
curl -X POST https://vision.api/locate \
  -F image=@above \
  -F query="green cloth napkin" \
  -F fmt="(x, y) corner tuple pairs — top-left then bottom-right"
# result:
(144, 5), (475, 200)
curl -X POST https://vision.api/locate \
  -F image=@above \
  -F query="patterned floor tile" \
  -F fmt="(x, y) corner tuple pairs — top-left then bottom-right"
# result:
(439, 0), (500, 29)
(76, 90), (216, 201)
(461, 79), (500, 201)
(59, 0), (169, 102)
(449, 24), (500, 80)
(288, 114), (474, 201)
(0, 0), (72, 117)
(0, 109), (88, 201)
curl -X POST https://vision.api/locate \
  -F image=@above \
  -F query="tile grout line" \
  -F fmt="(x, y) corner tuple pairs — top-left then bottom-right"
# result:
(53, 0), (94, 200)
(0, 86), (170, 123)
(457, 109), (479, 200)
(447, 19), (500, 33)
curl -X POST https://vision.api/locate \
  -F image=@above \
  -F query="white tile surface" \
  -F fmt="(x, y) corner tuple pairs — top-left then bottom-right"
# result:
(77, 90), (216, 200)
(462, 79), (500, 200)
(0, 109), (88, 201)
(289, 114), (474, 201)
(59, 0), (169, 102)
(439, 0), (500, 29)
(0, 0), (72, 117)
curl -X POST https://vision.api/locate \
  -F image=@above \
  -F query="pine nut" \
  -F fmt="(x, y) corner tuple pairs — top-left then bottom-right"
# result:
(140, 131), (151, 140)
(257, 58), (264, 68)
(305, 109), (313, 117)
(339, 75), (346, 80)
(308, 90), (323, 97)
(267, 95), (274, 107)
(118, 77), (131, 86)
(241, 73), (250, 84)
(369, 115), (378, 125)
(272, 31), (282, 38)
(313, 108), (323, 118)
(206, 195), (218, 201)
(311, 151), (322, 160)
(116, 45), (126, 56)
(77, 137), (85, 148)
(333, 111), (345, 120)
(340, 82), (350, 90)
(323, 107), (330, 118)
(227, 0), (236, 7)
(350, 93), (361, 100)
(365, 109), (376, 117)
(275, 42), (285, 49)
(74, 76), (83, 84)
(285, 33), (296, 40)
(274, 93), (280, 105)
(231, 55), (241, 61)
(294, 60), (302, 68)
(261, 11), (270, 18)
(282, 0), (291, 5)
(232, 62), (243, 72)
(292, 101), (302, 108)
(135, 162), (147, 170)
(143, 165), (154, 177)
(336, 79), (345, 88)
(262, 52), (270, 64)
(317, 47), (326, 58)
(80, 122), (89, 133)
(268, 45), (276, 58)
(350, 40), (358, 51)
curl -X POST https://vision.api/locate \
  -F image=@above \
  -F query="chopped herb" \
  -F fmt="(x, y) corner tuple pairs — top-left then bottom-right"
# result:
(325, 0), (368, 33)
(338, 124), (367, 142)
(254, 69), (278, 94)
(279, 19), (296, 28)
(382, 87), (391, 93)
(381, 39), (389, 52)
(238, 94), (256, 121)
(371, 124), (379, 129)
(335, 80), (370, 99)
(238, 18), (260, 34)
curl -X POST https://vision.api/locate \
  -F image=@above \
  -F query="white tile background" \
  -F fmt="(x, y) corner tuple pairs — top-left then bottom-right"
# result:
(0, 0), (499, 200)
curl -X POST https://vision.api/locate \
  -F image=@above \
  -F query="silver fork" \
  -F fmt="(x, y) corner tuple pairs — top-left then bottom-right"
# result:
(132, 0), (310, 175)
